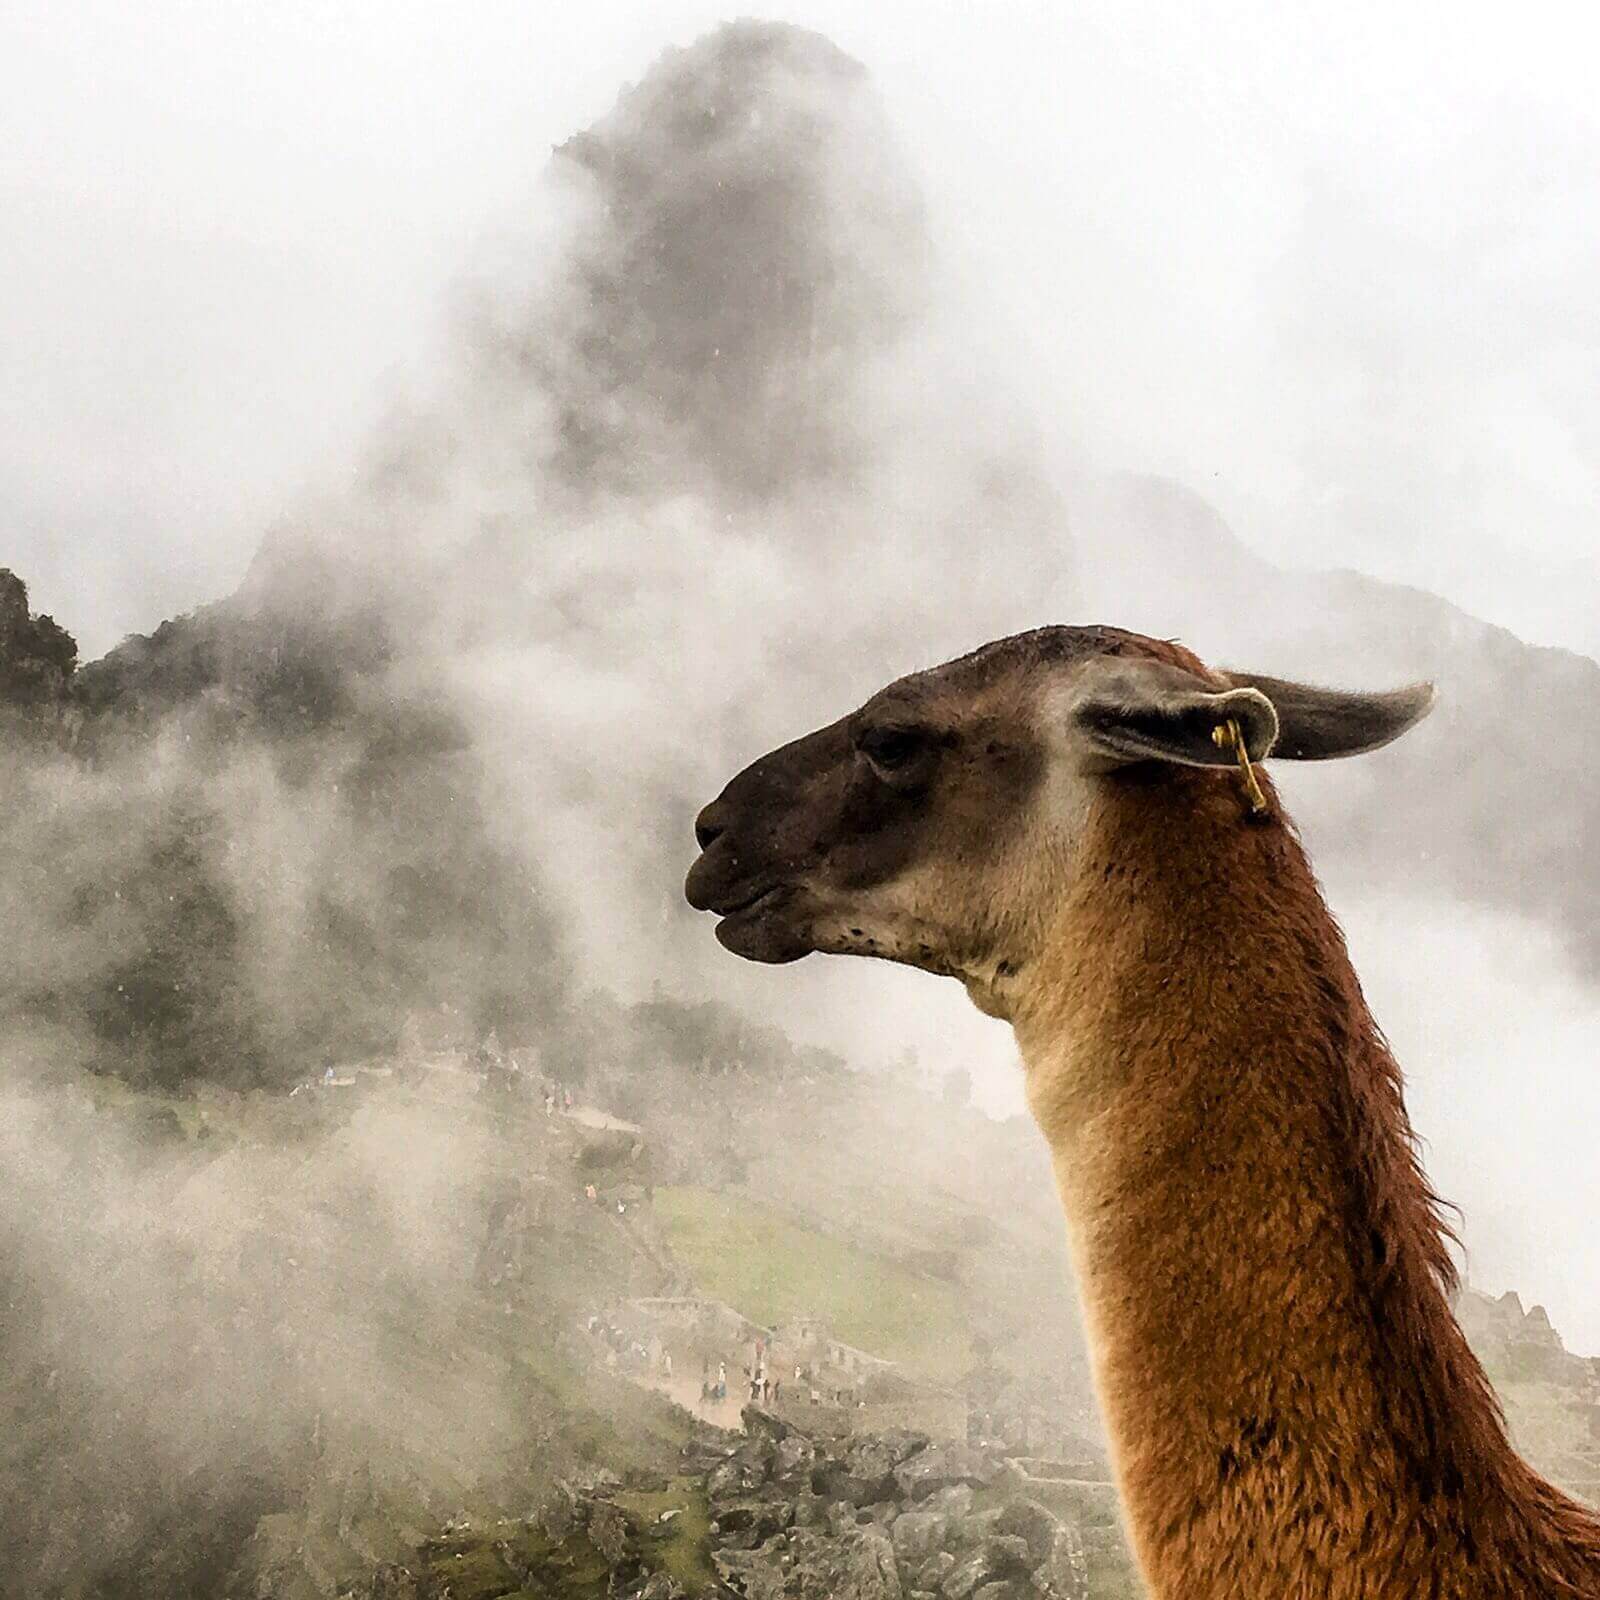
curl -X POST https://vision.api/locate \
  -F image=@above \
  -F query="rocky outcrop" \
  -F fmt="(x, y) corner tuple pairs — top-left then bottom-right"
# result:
(356, 1414), (1071, 1600)
(695, 1410), (1090, 1600)
(1457, 1288), (1600, 1505)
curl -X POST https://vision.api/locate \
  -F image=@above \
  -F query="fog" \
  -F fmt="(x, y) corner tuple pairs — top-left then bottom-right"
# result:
(2, 7), (1599, 1594)
(7, 1), (1599, 659)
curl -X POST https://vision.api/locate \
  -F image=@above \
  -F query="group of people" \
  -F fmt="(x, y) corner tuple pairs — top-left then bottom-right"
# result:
(748, 1363), (787, 1404)
(586, 1316), (869, 1419)
(582, 1183), (628, 1215)
(694, 1342), (803, 1409)
(699, 1359), (731, 1405)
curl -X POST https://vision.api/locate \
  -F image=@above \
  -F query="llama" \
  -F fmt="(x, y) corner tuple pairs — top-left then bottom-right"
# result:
(684, 625), (1600, 1599)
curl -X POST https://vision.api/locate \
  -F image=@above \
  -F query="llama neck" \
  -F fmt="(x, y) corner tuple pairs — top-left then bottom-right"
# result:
(1014, 773), (1521, 1597)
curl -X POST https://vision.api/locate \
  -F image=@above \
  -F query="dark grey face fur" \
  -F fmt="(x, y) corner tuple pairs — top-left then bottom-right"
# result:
(685, 625), (1435, 974)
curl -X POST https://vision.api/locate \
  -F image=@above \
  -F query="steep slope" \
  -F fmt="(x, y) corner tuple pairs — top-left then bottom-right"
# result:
(1073, 471), (1600, 976)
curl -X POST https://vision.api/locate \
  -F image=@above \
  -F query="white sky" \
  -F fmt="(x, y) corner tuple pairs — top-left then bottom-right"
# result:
(3, 2), (1598, 1340)
(4, 0), (1598, 656)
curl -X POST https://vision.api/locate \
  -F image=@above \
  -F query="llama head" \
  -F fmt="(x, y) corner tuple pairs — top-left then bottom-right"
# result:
(684, 625), (1433, 1013)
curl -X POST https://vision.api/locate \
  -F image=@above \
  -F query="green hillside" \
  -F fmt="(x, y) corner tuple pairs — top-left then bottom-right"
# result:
(653, 1184), (974, 1382)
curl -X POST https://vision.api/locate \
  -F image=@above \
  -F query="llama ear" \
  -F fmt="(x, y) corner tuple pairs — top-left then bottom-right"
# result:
(1221, 672), (1436, 760)
(1071, 658), (1279, 770)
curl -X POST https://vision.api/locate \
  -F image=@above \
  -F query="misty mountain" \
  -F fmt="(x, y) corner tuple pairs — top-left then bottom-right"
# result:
(1074, 472), (1600, 976)
(0, 569), (566, 1091)
(3, 18), (1598, 1600)
(11, 18), (1593, 1104)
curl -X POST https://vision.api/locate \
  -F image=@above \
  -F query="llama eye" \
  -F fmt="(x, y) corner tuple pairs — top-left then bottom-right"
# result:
(859, 726), (926, 770)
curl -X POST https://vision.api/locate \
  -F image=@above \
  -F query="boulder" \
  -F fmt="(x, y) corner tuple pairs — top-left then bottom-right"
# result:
(638, 1576), (686, 1600)
(844, 1431), (926, 1481)
(940, 1537), (1032, 1600)
(895, 1444), (1000, 1503)
(891, 1511), (950, 1565)
(924, 1485), (976, 1520)
(734, 1434), (777, 1480)
(828, 1500), (864, 1538)
(713, 1546), (762, 1591)
(792, 1491), (828, 1529)
(743, 1406), (792, 1442)
(948, 1509), (1005, 1549)
(916, 1552), (957, 1592)
(715, 1498), (796, 1549)
(717, 1527), (904, 1600)
(845, 1526), (907, 1600)
(682, 1434), (738, 1472)
(992, 1501), (1061, 1564)
(588, 1499), (633, 1567)
(878, 1429), (933, 1465)
(1033, 1525), (1089, 1600)
(773, 1434), (817, 1483)
(709, 1453), (770, 1502)
(538, 1486), (579, 1541)
(814, 1462), (897, 1506)
(972, 1584), (1028, 1600)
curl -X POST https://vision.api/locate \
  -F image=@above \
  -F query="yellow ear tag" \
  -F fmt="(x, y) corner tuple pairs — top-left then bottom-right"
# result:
(1212, 718), (1270, 816)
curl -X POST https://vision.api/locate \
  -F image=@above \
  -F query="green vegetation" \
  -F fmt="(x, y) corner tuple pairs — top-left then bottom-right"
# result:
(413, 1480), (715, 1600)
(418, 1526), (610, 1600)
(652, 1185), (973, 1382)
(0, 567), (77, 711)
(615, 1479), (716, 1595)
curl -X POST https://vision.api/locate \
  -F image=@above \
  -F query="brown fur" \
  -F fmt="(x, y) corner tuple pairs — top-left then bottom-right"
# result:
(687, 626), (1600, 1598)
(1019, 764), (1600, 1597)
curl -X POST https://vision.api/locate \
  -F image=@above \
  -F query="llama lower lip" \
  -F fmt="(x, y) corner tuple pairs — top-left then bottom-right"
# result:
(713, 888), (810, 964)
(717, 886), (783, 921)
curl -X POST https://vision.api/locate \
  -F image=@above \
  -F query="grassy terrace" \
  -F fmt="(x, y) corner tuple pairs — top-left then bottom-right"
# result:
(651, 1185), (973, 1383)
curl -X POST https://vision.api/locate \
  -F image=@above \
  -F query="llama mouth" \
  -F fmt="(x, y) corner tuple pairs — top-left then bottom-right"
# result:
(711, 886), (811, 963)
(714, 884), (784, 921)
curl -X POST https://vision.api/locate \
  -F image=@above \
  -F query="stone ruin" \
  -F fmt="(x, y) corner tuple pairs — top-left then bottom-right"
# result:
(692, 1407), (1093, 1600)
(502, 1407), (1099, 1600)
(361, 1404), (1107, 1600)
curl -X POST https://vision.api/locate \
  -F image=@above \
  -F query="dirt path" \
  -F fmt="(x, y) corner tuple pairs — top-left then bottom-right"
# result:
(633, 1372), (747, 1431)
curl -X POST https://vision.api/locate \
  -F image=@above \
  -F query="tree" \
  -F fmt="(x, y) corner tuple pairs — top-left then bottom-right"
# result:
(0, 568), (78, 708)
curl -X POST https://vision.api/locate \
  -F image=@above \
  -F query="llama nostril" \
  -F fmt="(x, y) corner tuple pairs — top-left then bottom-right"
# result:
(694, 809), (727, 852)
